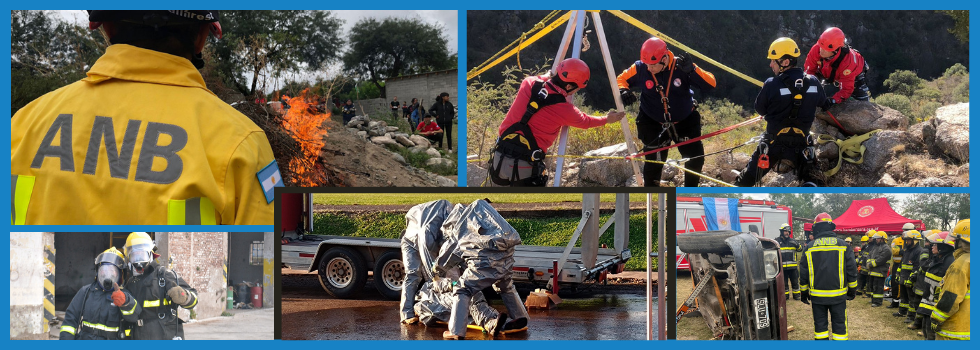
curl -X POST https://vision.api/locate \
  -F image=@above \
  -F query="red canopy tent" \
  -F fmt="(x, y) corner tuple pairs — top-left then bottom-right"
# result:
(803, 197), (924, 235)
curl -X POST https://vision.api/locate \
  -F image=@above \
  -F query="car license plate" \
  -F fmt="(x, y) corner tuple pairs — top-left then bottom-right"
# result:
(754, 297), (770, 329)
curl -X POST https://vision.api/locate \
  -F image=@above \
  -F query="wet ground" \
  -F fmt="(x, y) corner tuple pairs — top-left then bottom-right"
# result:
(281, 270), (654, 340)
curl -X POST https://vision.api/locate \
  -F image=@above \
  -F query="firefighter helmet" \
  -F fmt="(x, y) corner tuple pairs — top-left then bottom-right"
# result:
(860, 235), (869, 242)
(813, 212), (833, 223)
(951, 219), (970, 243)
(95, 247), (126, 269)
(124, 232), (157, 274)
(641, 37), (669, 65)
(893, 237), (904, 246)
(937, 231), (956, 248)
(905, 230), (922, 240)
(903, 223), (915, 231)
(553, 58), (590, 91)
(874, 231), (888, 239)
(818, 27), (846, 51)
(767, 37), (801, 59)
(845, 237), (852, 243)
(88, 10), (223, 39)
(780, 223), (791, 231)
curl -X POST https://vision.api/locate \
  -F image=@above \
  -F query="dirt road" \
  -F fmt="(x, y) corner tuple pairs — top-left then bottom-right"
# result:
(282, 270), (653, 340)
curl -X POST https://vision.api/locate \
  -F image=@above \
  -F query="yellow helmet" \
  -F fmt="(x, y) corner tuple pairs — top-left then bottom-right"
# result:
(905, 230), (922, 240)
(860, 235), (869, 242)
(874, 231), (888, 239)
(767, 37), (800, 59)
(952, 219), (969, 243)
(124, 232), (156, 267)
(845, 237), (852, 243)
(893, 237), (904, 246)
(95, 247), (126, 269)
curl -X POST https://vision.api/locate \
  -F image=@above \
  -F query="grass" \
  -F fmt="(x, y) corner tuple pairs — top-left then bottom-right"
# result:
(313, 193), (656, 206)
(311, 211), (656, 271)
(676, 274), (920, 340)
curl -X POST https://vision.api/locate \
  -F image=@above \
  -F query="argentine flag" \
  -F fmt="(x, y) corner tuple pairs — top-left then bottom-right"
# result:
(703, 197), (741, 231)
(256, 160), (284, 204)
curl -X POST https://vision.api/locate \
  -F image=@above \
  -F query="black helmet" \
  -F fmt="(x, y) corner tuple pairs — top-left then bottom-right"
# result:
(88, 11), (222, 39)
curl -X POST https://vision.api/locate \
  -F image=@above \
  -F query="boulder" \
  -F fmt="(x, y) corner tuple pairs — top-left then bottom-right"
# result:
(386, 126), (400, 132)
(932, 103), (969, 163)
(875, 173), (898, 187)
(356, 131), (367, 140)
(762, 172), (797, 187)
(426, 158), (454, 167)
(346, 116), (368, 128)
(395, 135), (416, 147)
(916, 177), (953, 187)
(425, 148), (442, 158)
(409, 146), (427, 154)
(858, 130), (908, 175)
(434, 176), (458, 187)
(577, 143), (633, 187)
(467, 163), (489, 187)
(816, 141), (839, 160)
(370, 136), (398, 146)
(391, 153), (407, 165)
(957, 164), (969, 176)
(347, 128), (359, 134)
(368, 128), (386, 137)
(409, 135), (432, 148)
(819, 101), (907, 134)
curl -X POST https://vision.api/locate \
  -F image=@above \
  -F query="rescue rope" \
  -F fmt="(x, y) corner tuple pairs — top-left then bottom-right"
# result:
(469, 154), (737, 187)
(815, 129), (881, 177)
(627, 116), (765, 159)
(606, 10), (765, 88)
(466, 11), (569, 81)
(824, 110), (852, 136)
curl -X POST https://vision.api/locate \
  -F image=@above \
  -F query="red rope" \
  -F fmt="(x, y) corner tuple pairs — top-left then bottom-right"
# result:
(825, 110), (852, 136)
(626, 116), (765, 159)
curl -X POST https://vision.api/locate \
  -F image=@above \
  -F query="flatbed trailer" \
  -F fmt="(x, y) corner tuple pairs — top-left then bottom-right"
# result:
(281, 193), (634, 300)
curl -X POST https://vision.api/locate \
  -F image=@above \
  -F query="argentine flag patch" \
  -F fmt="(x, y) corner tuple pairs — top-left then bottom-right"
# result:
(256, 160), (284, 204)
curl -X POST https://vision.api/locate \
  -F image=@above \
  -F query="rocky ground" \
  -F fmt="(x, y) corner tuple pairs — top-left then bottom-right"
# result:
(471, 101), (969, 187)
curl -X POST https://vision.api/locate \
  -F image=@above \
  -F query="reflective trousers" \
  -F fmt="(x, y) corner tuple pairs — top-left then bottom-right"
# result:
(812, 302), (848, 340)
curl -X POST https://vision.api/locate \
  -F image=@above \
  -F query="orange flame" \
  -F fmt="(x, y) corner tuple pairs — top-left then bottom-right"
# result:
(281, 88), (330, 186)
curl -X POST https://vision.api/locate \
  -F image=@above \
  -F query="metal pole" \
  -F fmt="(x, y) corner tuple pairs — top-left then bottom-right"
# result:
(591, 12), (644, 186)
(646, 193), (653, 340)
(550, 11), (577, 76)
(552, 10), (586, 187)
(658, 194), (667, 340)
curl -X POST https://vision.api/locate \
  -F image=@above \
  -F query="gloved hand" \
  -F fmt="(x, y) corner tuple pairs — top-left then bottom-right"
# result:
(821, 97), (836, 111)
(676, 55), (696, 74)
(167, 286), (190, 305)
(111, 282), (126, 307)
(800, 290), (810, 305)
(847, 287), (856, 300)
(931, 319), (941, 332)
(619, 89), (637, 106)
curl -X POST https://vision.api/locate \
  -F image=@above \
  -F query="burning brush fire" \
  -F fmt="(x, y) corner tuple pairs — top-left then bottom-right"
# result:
(280, 89), (330, 186)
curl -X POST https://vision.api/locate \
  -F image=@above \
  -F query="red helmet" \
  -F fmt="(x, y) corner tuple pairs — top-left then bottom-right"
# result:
(814, 212), (833, 224)
(641, 37), (669, 65)
(818, 27), (846, 51)
(554, 58), (590, 90)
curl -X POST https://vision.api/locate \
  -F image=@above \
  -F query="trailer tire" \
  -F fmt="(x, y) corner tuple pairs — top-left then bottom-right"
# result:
(373, 250), (404, 300)
(318, 246), (368, 298)
(678, 230), (740, 254)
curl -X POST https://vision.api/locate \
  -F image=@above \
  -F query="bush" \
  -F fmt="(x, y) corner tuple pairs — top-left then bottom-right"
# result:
(883, 70), (924, 97)
(912, 101), (942, 122)
(875, 93), (913, 117)
(943, 63), (968, 78)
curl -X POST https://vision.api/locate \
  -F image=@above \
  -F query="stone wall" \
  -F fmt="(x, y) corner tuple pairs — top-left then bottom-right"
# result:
(385, 69), (458, 109)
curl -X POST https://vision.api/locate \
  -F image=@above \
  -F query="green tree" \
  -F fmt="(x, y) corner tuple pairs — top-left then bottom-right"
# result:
(767, 193), (819, 239)
(901, 193), (970, 231)
(209, 10), (345, 97)
(874, 93), (912, 116)
(343, 17), (455, 96)
(938, 10), (969, 43)
(883, 70), (924, 97)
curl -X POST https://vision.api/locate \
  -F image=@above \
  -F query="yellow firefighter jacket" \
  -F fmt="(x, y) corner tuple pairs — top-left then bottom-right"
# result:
(932, 248), (970, 340)
(11, 44), (278, 225)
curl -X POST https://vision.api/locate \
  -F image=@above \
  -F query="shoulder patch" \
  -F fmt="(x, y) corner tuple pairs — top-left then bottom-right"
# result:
(645, 80), (654, 89)
(256, 160), (284, 204)
(673, 78), (682, 87)
(843, 69), (852, 76)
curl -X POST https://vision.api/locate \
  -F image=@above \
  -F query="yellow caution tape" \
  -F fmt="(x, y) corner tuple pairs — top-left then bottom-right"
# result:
(467, 11), (570, 81)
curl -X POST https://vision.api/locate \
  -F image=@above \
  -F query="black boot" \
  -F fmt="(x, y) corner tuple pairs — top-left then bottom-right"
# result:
(904, 315), (915, 323)
(486, 313), (508, 337)
(503, 317), (528, 331)
(908, 316), (923, 330)
(893, 310), (907, 317)
(887, 302), (900, 309)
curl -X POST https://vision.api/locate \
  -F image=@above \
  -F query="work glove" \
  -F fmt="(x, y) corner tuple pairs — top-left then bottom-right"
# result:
(931, 319), (941, 332)
(821, 97), (836, 111)
(847, 287), (856, 300)
(800, 290), (810, 305)
(111, 282), (127, 307)
(619, 89), (637, 106)
(676, 55), (696, 74)
(167, 286), (191, 306)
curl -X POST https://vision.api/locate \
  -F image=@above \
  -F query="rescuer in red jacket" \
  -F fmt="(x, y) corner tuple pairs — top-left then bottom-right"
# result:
(804, 27), (871, 108)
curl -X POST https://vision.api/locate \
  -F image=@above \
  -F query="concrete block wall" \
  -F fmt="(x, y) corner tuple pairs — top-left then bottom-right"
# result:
(161, 232), (228, 321)
(386, 69), (458, 109)
(10, 232), (53, 340)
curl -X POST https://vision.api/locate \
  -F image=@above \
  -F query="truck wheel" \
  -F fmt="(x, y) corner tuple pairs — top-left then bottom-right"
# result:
(678, 230), (740, 254)
(318, 246), (367, 298)
(373, 250), (404, 300)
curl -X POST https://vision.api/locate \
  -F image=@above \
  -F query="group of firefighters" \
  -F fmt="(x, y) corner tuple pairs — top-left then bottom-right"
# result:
(776, 216), (970, 340)
(488, 27), (870, 187)
(60, 233), (198, 340)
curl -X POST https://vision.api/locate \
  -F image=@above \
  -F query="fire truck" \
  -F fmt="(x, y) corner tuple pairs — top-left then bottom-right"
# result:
(676, 197), (794, 271)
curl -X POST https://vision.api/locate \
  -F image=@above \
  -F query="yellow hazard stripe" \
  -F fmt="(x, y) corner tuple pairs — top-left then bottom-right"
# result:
(61, 325), (76, 335)
(11, 174), (36, 225)
(82, 321), (119, 332)
(937, 330), (970, 339)
(121, 300), (137, 315)
(814, 331), (829, 339)
(832, 333), (849, 340)
(466, 11), (571, 80)
(143, 299), (171, 308)
(811, 288), (848, 297)
(168, 197), (217, 225)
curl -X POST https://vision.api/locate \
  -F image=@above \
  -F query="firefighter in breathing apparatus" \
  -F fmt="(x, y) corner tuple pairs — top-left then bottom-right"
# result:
(888, 223), (912, 309)
(799, 213), (857, 340)
(908, 230), (937, 329)
(914, 231), (955, 337)
(895, 229), (924, 321)
(804, 27), (871, 106)
(735, 38), (827, 187)
(489, 58), (625, 186)
(866, 231), (892, 307)
(775, 223), (804, 300)
(931, 219), (969, 340)
(855, 233), (871, 296)
(61, 247), (140, 340)
(617, 37), (716, 187)
(122, 232), (198, 340)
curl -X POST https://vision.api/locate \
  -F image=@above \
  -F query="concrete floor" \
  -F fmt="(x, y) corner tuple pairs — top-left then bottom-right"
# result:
(48, 307), (274, 340)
